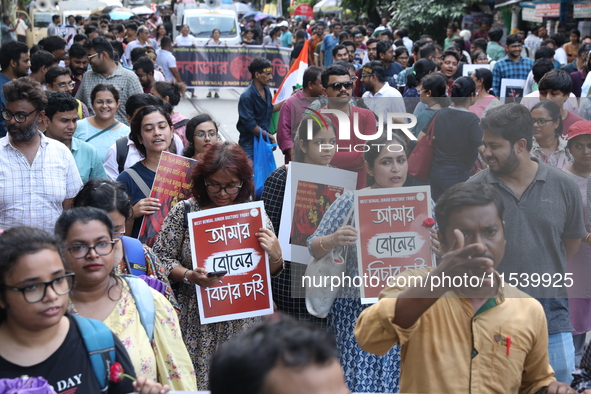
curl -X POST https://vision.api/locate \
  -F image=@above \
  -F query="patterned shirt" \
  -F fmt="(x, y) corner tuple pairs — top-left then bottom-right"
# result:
(492, 55), (534, 97)
(0, 132), (82, 233)
(75, 64), (143, 125)
(530, 136), (571, 171)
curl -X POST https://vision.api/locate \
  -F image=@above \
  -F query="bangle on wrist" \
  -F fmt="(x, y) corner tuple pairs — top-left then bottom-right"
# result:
(319, 236), (331, 252)
(585, 233), (591, 245)
(271, 255), (284, 265)
(182, 269), (192, 285)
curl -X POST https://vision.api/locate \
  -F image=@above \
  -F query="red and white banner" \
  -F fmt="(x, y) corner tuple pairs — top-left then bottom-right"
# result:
(354, 186), (435, 303)
(188, 201), (274, 324)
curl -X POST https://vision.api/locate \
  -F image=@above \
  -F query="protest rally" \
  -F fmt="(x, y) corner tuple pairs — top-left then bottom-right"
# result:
(2, 0), (591, 392)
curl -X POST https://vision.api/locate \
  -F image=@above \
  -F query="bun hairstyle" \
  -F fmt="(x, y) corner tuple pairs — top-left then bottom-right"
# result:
(406, 58), (437, 89)
(450, 76), (476, 107)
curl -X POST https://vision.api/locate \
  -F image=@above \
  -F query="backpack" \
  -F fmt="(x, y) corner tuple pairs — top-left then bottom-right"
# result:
(74, 276), (155, 391)
(115, 136), (130, 175)
(120, 236), (148, 276)
(73, 315), (116, 392)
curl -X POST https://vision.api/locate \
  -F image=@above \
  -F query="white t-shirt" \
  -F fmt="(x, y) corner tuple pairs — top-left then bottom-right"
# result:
(174, 34), (197, 46)
(554, 47), (568, 67)
(156, 49), (177, 82)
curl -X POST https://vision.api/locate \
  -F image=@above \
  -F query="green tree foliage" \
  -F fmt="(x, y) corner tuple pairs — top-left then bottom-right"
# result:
(390, 0), (479, 39)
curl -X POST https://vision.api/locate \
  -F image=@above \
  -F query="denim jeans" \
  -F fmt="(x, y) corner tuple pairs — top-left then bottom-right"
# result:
(549, 332), (576, 384)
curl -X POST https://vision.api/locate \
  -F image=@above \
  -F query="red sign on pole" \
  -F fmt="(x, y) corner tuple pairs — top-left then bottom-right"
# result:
(188, 201), (274, 324)
(354, 186), (435, 303)
(138, 152), (198, 247)
(293, 3), (314, 19)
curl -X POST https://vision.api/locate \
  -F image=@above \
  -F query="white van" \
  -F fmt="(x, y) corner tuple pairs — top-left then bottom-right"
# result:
(182, 7), (241, 46)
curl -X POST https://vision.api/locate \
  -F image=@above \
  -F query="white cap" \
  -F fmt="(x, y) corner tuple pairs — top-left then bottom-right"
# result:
(278, 21), (289, 27)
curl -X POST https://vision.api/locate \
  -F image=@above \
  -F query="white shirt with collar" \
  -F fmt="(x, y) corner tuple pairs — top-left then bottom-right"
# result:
(362, 82), (406, 119)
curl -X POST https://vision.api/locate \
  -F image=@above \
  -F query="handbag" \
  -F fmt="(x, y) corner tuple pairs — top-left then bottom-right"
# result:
(305, 206), (354, 318)
(408, 112), (440, 182)
(253, 131), (277, 197)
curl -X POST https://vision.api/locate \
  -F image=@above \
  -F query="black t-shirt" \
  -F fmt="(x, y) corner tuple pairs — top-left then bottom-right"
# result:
(0, 314), (136, 394)
(291, 41), (305, 60)
(431, 107), (483, 169)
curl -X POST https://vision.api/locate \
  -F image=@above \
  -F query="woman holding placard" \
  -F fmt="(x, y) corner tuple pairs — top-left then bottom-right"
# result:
(261, 115), (337, 327)
(306, 133), (410, 393)
(116, 105), (175, 238)
(153, 141), (284, 388)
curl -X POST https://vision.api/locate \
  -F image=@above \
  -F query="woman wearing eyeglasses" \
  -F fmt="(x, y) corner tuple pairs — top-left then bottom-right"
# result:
(56, 207), (196, 391)
(0, 226), (168, 393)
(117, 106), (175, 239)
(183, 114), (220, 160)
(153, 141), (284, 389)
(530, 100), (570, 170)
(72, 179), (179, 313)
(73, 84), (130, 162)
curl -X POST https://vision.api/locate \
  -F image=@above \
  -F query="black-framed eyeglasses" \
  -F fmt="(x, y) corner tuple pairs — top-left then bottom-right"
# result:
(1, 109), (37, 123)
(327, 81), (354, 90)
(204, 180), (242, 195)
(66, 241), (116, 259)
(2, 273), (75, 303)
(532, 118), (555, 127)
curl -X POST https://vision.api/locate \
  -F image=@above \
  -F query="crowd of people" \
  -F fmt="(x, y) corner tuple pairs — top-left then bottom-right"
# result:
(1, 7), (591, 394)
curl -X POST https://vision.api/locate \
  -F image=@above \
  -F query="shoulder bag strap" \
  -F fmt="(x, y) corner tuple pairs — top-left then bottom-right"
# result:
(122, 275), (155, 343)
(425, 112), (440, 140)
(115, 136), (129, 174)
(86, 121), (121, 143)
(123, 168), (151, 197)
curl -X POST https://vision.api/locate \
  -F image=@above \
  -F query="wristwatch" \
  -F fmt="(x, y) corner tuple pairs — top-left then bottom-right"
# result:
(182, 269), (192, 285)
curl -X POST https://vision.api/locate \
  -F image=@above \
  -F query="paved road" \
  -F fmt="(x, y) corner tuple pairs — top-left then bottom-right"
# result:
(176, 88), (284, 166)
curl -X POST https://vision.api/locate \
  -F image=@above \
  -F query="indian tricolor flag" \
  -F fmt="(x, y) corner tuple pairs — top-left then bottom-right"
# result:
(270, 40), (310, 134)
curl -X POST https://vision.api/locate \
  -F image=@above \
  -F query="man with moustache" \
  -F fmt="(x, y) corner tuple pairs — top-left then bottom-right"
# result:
(43, 91), (106, 183)
(321, 64), (376, 189)
(0, 78), (82, 233)
(68, 43), (88, 97)
(355, 182), (576, 394)
(0, 41), (30, 137)
(468, 103), (586, 384)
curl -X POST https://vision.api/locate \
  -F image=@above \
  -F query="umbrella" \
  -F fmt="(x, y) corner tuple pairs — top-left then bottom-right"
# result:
(132, 6), (154, 14)
(110, 10), (135, 19)
(234, 2), (252, 14)
(242, 11), (259, 19)
(254, 12), (272, 21)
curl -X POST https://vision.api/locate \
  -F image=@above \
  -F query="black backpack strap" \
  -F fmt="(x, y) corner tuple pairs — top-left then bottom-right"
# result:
(173, 118), (189, 129)
(116, 136), (130, 175)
